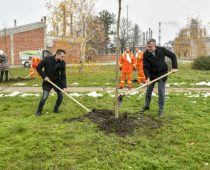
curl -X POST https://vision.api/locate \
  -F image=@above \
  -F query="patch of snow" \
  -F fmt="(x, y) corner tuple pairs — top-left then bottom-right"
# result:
(13, 83), (26, 86)
(188, 94), (200, 98)
(32, 84), (39, 87)
(69, 93), (82, 97)
(110, 94), (115, 98)
(195, 81), (210, 86)
(51, 93), (55, 96)
(0, 94), (4, 97)
(190, 101), (197, 104)
(4, 91), (21, 97)
(71, 82), (79, 85)
(87, 91), (103, 97)
(169, 82), (186, 86)
(105, 83), (111, 85)
(203, 93), (210, 98)
(130, 91), (139, 95)
(20, 93), (40, 97)
(152, 92), (157, 97)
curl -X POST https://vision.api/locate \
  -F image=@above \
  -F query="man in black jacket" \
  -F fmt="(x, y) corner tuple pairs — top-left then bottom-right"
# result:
(140, 39), (178, 116)
(35, 49), (67, 116)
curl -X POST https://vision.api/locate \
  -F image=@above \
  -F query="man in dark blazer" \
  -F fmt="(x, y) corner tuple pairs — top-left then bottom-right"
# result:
(140, 39), (178, 116)
(35, 49), (67, 116)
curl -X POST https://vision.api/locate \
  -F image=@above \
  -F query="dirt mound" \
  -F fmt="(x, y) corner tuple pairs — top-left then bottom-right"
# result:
(64, 109), (163, 136)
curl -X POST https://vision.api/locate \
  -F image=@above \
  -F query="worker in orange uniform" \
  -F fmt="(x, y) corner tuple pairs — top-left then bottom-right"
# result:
(136, 47), (146, 84)
(119, 47), (136, 89)
(30, 56), (41, 79)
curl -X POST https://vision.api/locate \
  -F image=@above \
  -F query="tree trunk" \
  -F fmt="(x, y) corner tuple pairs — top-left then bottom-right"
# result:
(70, 13), (73, 37)
(115, 0), (122, 119)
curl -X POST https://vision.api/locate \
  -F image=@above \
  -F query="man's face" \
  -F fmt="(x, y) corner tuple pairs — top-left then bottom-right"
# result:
(56, 52), (65, 62)
(147, 42), (156, 53)
(136, 48), (139, 52)
(126, 48), (130, 53)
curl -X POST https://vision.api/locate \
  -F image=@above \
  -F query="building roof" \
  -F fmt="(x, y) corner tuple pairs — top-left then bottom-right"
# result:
(0, 21), (46, 36)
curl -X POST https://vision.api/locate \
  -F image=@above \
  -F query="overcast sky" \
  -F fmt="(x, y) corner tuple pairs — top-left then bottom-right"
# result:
(1, 0), (210, 44)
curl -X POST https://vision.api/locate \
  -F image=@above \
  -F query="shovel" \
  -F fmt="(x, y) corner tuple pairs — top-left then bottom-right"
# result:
(47, 80), (92, 113)
(118, 71), (173, 104)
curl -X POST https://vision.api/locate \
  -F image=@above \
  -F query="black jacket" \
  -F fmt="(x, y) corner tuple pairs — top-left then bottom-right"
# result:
(36, 55), (67, 88)
(143, 46), (178, 81)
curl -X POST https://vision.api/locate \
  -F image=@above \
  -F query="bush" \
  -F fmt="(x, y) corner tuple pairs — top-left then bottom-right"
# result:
(192, 56), (210, 70)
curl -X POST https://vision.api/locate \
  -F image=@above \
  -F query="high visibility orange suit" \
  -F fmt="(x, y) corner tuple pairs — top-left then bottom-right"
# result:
(119, 52), (136, 88)
(136, 50), (146, 83)
(30, 57), (41, 78)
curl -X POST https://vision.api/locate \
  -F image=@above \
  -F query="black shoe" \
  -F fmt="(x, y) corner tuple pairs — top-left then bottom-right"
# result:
(140, 106), (150, 113)
(53, 110), (60, 113)
(35, 111), (42, 116)
(158, 109), (164, 117)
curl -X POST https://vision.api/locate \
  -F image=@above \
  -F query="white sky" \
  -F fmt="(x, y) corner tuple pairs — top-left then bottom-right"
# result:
(1, 0), (210, 44)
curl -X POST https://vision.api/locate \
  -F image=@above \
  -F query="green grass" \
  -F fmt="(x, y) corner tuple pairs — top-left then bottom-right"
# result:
(3, 63), (210, 88)
(0, 92), (210, 169)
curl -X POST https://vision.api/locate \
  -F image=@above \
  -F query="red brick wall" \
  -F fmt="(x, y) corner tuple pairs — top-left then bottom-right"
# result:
(96, 54), (116, 62)
(47, 40), (81, 64)
(0, 28), (44, 65)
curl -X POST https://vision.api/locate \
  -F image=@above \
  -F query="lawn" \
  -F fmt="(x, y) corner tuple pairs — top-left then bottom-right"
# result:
(2, 62), (210, 88)
(0, 92), (210, 169)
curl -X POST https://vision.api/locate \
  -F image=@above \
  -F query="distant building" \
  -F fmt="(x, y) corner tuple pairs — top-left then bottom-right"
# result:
(0, 20), (81, 65)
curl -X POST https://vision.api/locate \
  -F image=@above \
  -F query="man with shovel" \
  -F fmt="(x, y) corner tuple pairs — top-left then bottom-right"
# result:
(35, 49), (67, 116)
(140, 39), (178, 116)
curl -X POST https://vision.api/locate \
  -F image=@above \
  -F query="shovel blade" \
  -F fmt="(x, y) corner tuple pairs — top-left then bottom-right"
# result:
(117, 94), (125, 105)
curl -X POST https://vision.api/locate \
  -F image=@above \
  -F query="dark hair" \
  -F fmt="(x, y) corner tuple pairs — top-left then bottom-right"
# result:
(147, 38), (156, 45)
(56, 49), (66, 55)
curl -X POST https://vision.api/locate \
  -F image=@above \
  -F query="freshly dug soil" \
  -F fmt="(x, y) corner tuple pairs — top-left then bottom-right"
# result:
(64, 109), (163, 136)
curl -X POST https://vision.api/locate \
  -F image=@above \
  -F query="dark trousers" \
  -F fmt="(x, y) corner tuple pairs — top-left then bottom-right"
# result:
(36, 81), (64, 113)
(144, 79), (165, 111)
(0, 71), (8, 82)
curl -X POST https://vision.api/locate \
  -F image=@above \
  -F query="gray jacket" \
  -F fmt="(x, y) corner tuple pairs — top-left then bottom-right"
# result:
(0, 54), (9, 71)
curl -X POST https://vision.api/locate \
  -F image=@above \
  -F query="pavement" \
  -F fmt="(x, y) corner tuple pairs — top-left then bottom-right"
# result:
(1, 86), (210, 93)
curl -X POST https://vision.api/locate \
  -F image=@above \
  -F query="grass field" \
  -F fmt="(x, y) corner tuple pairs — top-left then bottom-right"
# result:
(0, 91), (210, 169)
(1, 62), (210, 169)
(2, 63), (210, 88)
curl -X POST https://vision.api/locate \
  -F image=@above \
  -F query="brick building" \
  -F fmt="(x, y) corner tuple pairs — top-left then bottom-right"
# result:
(0, 20), (82, 65)
(0, 21), (46, 65)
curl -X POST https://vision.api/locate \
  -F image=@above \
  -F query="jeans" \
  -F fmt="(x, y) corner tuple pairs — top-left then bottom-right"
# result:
(0, 71), (8, 82)
(144, 79), (165, 111)
(36, 90), (63, 113)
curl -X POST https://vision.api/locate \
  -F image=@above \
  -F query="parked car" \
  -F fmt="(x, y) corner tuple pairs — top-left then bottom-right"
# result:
(19, 50), (53, 68)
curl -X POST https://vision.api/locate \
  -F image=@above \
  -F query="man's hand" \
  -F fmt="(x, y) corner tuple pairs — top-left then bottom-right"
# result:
(44, 77), (50, 82)
(146, 78), (150, 86)
(172, 69), (178, 73)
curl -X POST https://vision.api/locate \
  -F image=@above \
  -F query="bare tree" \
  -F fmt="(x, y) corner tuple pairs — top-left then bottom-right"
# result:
(173, 17), (207, 59)
(119, 17), (134, 52)
(115, 0), (122, 119)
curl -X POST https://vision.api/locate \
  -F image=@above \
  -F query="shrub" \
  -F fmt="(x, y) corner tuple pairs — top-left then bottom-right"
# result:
(192, 56), (210, 70)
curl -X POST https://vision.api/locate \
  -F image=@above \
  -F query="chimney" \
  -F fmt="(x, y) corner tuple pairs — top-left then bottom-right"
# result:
(14, 19), (17, 27)
(41, 16), (47, 22)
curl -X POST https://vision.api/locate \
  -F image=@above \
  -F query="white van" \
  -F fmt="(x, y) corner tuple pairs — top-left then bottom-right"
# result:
(19, 50), (52, 67)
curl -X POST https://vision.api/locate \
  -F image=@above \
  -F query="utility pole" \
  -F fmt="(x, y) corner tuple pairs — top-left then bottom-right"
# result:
(126, 5), (129, 43)
(159, 22), (161, 46)
(143, 32), (146, 45)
